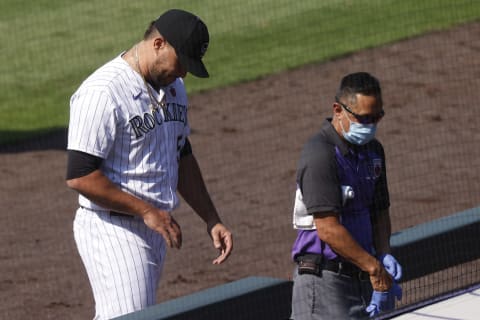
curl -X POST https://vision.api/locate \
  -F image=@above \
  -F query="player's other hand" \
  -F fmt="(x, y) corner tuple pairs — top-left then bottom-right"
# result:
(369, 260), (392, 292)
(209, 223), (233, 265)
(143, 209), (182, 249)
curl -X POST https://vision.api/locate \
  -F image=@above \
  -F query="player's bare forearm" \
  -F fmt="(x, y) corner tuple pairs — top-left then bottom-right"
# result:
(314, 212), (391, 291)
(178, 153), (233, 263)
(372, 208), (392, 256)
(67, 169), (155, 215)
(178, 153), (222, 228)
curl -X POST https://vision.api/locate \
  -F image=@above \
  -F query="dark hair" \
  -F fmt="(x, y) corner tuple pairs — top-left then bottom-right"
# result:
(143, 21), (158, 39)
(336, 72), (382, 105)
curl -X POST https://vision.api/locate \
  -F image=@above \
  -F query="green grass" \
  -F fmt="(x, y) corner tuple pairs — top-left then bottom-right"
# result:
(1, 0), (479, 145)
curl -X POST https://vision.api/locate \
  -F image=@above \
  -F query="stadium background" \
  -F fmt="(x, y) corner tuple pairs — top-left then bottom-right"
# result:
(0, 1), (479, 319)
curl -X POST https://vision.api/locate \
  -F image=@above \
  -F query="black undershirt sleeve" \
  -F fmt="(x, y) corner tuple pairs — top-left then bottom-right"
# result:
(180, 138), (193, 158)
(67, 138), (191, 180)
(66, 150), (103, 180)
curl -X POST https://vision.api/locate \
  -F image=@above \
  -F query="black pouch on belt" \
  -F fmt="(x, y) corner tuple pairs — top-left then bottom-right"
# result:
(296, 254), (323, 276)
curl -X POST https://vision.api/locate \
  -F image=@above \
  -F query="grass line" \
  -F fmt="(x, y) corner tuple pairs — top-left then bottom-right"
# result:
(0, 0), (479, 144)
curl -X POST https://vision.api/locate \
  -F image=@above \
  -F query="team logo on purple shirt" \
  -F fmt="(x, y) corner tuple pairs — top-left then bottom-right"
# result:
(373, 158), (382, 178)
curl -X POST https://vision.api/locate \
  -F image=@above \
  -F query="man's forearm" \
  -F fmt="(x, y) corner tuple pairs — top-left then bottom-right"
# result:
(66, 169), (154, 217)
(177, 154), (222, 228)
(314, 213), (380, 274)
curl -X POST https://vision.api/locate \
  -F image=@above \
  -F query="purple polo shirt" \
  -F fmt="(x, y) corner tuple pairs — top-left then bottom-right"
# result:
(291, 119), (389, 261)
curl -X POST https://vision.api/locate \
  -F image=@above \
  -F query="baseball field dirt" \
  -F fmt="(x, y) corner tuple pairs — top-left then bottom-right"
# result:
(1, 21), (479, 319)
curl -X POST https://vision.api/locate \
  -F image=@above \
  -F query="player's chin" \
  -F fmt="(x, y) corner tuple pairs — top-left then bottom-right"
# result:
(158, 76), (177, 87)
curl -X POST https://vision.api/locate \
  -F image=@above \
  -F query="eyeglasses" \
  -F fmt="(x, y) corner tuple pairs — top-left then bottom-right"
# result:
(336, 99), (385, 124)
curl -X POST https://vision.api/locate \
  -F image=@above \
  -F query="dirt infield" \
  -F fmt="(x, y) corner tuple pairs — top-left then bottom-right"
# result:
(1, 22), (479, 319)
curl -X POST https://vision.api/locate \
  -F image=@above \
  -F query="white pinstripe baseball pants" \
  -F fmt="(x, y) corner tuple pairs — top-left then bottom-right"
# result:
(73, 207), (166, 320)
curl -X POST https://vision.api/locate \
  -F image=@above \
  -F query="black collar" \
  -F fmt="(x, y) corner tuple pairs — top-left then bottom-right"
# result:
(322, 118), (351, 156)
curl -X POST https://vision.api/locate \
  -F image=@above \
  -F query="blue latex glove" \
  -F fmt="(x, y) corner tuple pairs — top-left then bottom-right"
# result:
(380, 254), (403, 281)
(366, 290), (388, 317)
(366, 282), (403, 317)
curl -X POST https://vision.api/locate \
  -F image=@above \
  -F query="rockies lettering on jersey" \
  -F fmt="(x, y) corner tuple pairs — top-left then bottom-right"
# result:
(129, 102), (187, 138)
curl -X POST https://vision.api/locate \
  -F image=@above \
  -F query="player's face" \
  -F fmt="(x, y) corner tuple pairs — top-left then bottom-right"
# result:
(336, 94), (384, 131)
(150, 40), (187, 87)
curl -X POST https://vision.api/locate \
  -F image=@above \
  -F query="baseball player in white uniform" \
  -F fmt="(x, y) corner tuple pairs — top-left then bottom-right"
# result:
(66, 9), (233, 319)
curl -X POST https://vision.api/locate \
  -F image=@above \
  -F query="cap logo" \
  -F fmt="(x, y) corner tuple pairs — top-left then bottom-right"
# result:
(199, 42), (209, 58)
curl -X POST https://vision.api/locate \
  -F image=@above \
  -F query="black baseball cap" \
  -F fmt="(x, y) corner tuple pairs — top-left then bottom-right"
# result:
(154, 9), (209, 78)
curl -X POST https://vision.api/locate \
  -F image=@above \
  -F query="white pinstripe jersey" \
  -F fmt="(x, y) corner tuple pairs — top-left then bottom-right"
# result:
(68, 54), (190, 212)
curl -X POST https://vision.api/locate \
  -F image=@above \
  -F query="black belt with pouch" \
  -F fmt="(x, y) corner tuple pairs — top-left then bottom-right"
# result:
(296, 254), (369, 281)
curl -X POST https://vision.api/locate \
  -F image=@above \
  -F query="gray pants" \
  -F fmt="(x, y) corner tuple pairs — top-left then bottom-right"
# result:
(291, 265), (372, 320)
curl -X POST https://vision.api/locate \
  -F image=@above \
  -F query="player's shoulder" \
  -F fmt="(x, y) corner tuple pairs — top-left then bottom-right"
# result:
(304, 120), (336, 150)
(75, 55), (133, 93)
(298, 120), (339, 165)
(304, 131), (330, 151)
(170, 78), (187, 96)
(164, 78), (188, 106)
(300, 132), (333, 165)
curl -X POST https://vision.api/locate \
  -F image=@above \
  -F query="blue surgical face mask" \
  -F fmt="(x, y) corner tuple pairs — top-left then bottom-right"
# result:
(339, 113), (377, 145)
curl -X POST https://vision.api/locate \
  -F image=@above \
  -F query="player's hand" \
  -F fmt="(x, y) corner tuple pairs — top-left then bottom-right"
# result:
(143, 209), (182, 249)
(380, 254), (402, 281)
(366, 282), (402, 317)
(369, 260), (392, 292)
(209, 223), (233, 264)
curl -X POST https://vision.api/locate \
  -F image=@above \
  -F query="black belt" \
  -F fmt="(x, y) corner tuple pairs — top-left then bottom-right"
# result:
(296, 254), (369, 281)
(109, 211), (134, 218)
(80, 206), (134, 218)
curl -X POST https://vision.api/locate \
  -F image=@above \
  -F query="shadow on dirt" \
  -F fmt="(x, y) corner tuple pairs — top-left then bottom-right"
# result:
(0, 128), (68, 153)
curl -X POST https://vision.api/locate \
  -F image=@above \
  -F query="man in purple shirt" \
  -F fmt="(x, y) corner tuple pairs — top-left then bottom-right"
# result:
(291, 72), (402, 319)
